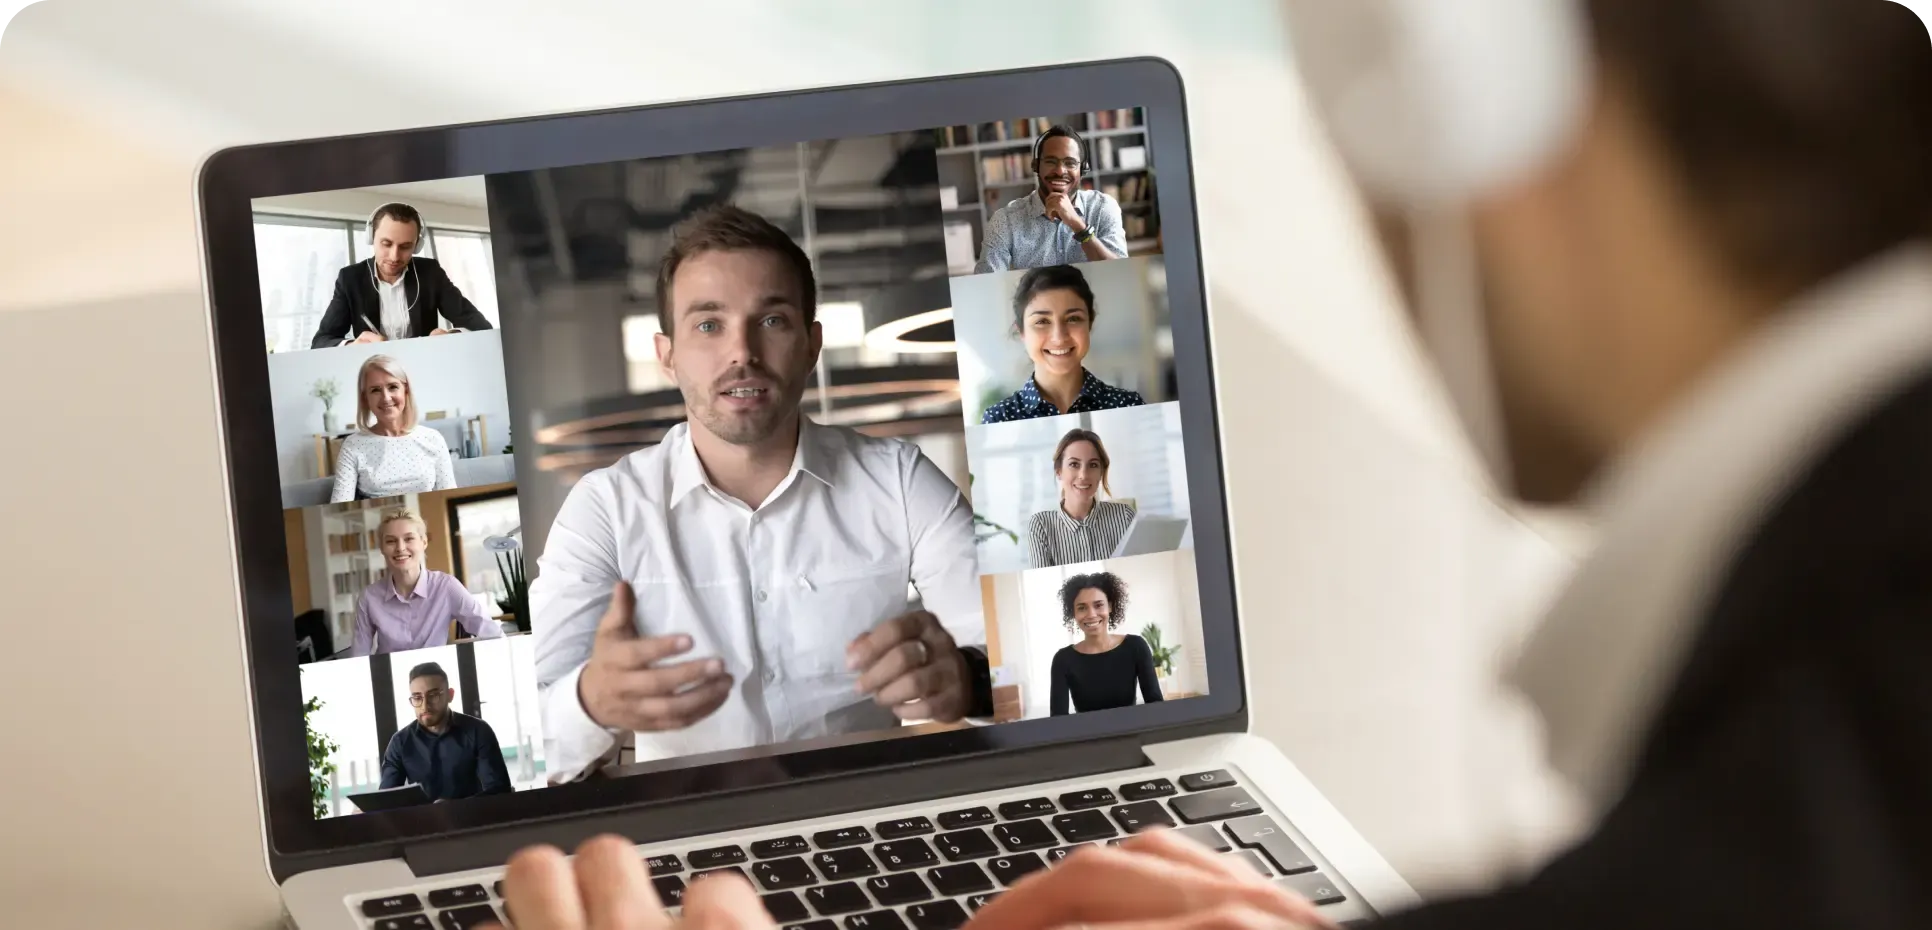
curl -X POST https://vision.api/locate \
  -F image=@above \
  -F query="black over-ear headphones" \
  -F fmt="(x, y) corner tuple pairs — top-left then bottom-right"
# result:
(1031, 125), (1087, 172)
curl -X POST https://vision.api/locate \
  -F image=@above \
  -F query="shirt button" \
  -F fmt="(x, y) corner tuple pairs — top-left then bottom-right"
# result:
(757, 589), (769, 603)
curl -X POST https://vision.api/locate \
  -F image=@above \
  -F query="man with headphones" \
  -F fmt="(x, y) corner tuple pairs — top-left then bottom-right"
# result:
(973, 124), (1129, 274)
(308, 201), (495, 349)
(481, 1), (1932, 928)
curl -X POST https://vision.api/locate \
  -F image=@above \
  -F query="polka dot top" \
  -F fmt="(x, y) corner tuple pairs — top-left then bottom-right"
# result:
(981, 368), (1146, 424)
(330, 425), (457, 502)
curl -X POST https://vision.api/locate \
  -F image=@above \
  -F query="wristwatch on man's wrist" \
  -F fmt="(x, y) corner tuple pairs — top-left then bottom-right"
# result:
(1075, 227), (1095, 244)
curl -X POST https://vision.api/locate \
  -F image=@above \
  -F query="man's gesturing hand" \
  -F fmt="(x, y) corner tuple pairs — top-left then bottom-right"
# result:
(577, 582), (733, 732)
(847, 611), (972, 722)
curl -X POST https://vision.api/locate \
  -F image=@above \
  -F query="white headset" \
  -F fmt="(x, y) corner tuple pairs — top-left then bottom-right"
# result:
(364, 202), (424, 336)
(1283, 0), (1593, 491)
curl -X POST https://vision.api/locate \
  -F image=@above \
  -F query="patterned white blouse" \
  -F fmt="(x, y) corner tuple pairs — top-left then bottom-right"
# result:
(329, 425), (457, 502)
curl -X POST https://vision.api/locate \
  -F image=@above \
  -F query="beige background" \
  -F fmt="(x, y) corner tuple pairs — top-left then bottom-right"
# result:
(0, 1), (1592, 926)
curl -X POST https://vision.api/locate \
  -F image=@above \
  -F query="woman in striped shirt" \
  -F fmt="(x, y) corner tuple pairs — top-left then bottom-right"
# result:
(1026, 427), (1137, 568)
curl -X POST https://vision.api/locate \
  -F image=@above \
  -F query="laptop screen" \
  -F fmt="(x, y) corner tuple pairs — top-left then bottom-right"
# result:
(208, 62), (1237, 855)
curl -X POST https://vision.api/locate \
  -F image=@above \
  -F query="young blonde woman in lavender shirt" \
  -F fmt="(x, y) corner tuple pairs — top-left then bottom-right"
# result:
(329, 354), (456, 503)
(350, 509), (503, 657)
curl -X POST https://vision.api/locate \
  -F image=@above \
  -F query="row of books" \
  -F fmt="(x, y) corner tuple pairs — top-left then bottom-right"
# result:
(932, 108), (1145, 148)
(327, 530), (379, 554)
(331, 568), (379, 597)
(1100, 174), (1155, 206)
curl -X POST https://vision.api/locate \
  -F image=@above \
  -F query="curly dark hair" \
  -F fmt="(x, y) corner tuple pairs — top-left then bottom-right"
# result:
(1059, 572), (1129, 633)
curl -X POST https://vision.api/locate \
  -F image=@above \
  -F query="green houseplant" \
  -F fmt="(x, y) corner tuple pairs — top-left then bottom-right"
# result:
(1140, 622), (1182, 681)
(304, 696), (339, 818)
(968, 474), (1019, 545)
(496, 548), (530, 630)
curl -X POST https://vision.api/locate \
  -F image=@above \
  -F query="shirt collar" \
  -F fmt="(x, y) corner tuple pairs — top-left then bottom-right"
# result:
(372, 259), (407, 290)
(1017, 369), (1098, 415)
(667, 416), (835, 509)
(1507, 243), (1932, 818)
(382, 570), (429, 602)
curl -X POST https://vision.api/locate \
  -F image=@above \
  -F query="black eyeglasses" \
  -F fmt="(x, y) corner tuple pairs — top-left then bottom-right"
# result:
(408, 688), (447, 706)
(1038, 157), (1083, 173)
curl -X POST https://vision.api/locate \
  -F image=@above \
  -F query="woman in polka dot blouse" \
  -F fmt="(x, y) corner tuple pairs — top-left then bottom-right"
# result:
(980, 264), (1146, 424)
(329, 354), (457, 503)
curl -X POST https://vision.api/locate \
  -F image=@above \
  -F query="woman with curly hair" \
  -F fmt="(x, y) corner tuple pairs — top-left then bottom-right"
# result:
(1047, 571), (1163, 715)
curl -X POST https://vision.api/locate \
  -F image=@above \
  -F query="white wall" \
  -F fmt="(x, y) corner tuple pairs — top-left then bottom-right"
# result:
(266, 329), (513, 486)
(953, 256), (1165, 421)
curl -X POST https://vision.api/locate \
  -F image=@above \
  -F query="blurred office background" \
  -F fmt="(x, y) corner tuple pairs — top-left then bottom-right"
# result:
(0, 1), (1589, 926)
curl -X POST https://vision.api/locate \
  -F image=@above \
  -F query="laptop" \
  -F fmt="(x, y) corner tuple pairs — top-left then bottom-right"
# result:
(1111, 513), (1192, 560)
(197, 58), (1418, 929)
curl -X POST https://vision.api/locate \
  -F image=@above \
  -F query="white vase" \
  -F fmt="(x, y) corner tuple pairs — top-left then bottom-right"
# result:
(323, 409), (338, 433)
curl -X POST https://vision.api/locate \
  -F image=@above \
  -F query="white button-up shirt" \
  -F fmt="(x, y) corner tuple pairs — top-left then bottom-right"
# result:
(532, 418), (984, 782)
(375, 266), (413, 342)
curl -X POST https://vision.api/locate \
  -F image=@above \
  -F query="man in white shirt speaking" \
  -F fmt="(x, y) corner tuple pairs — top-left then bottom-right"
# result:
(532, 204), (991, 782)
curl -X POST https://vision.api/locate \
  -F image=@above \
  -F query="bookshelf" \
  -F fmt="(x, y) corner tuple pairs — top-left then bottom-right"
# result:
(935, 109), (1161, 274)
(313, 497), (407, 651)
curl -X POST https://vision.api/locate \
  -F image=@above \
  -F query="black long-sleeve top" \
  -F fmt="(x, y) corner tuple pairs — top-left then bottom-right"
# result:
(1050, 634), (1165, 715)
(379, 711), (513, 802)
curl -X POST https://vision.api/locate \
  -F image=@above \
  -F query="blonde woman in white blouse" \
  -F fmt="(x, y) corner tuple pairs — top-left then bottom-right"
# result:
(329, 354), (456, 502)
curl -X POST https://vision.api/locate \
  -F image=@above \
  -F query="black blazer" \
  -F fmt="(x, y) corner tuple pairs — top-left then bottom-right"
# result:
(309, 257), (493, 349)
(1375, 367), (1932, 928)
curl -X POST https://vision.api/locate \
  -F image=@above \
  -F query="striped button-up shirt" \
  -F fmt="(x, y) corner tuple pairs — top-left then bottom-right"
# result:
(1026, 499), (1138, 568)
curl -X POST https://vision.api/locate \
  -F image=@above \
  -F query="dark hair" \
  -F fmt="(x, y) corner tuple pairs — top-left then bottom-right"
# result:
(1053, 428), (1113, 498)
(1011, 264), (1096, 332)
(368, 202), (423, 240)
(406, 662), (448, 686)
(1587, 0), (1932, 299)
(1059, 572), (1129, 633)
(655, 203), (818, 329)
(1032, 124), (1087, 169)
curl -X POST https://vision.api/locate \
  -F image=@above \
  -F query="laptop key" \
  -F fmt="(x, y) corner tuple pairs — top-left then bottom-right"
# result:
(690, 844), (750, 868)
(1058, 788), (1117, 810)
(1051, 810), (1119, 844)
(697, 866), (748, 883)
(964, 891), (1001, 911)
(1119, 778), (1177, 801)
(865, 871), (933, 905)
(1276, 872), (1347, 906)
(815, 847), (879, 879)
(937, 806), (995, 829)
(762, 890), (811, 923)
(927, 861), (994, 896)
(783, 922), (837, 930)
(653, 875), (687, 907)
(997, 797), (1057, 820)
(374, 917), (432, 930)
(815, 826), (874, 849)
(427, 885), (490, 908)
(437, 904), (500, 930)
(993, 819), (1058, 852)
(906, 898), (970, 930)
(491, 880), (505, 898)
(1175, 823), (1232, 852)
(362, 894), (424, 917)
(844, 911), (908, 930)
(1171, 787), (1261, 823)
(1225, 815), (1316, 874)
(986, 852), (1048, 886)
(753, 856), (820, 891)
(1044, 844), (1093, 865)
(875, 838), (939, 871)
(753, 836), (814, 859)
(1178, 770), (1235, 792)
(934, 828), (999, 861)
(1225, 848), (1271, 876)
(1110, 800), (1176, 833)
(646, 853), (684, 875)
(876, 816), (935, 839)
(804, 881), (872, 916)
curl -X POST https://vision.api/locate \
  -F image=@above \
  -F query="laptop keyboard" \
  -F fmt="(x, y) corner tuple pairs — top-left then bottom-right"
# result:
(354, 768), (1361, 930)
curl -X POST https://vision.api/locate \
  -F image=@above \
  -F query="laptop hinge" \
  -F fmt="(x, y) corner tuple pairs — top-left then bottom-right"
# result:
(402, 736), (1152, 878)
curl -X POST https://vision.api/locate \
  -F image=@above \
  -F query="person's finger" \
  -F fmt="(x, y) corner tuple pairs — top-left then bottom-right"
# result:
(1120, 832), (1336, 927)
(871, 661), (943, 708)
(601, 637), (706, 675)
(846, 612), (931, 672)
(969, 844), (1312, 930)
(606, 657), (725, 699)
(497, 844), (584, 930)
(681, 872), (780, 930)
(1015, 901), (1327, 930)
(572, 834), (672, 930)
(857, 640), (930, 696)
(631, 675), (735, 728)
(594, 583), (640, 645)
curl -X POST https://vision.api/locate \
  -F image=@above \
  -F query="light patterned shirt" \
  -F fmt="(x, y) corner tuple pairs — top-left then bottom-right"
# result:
(1026, 499), (1138, 568)
(975, 189), (1129, 274)
(330, 425), (457, 502)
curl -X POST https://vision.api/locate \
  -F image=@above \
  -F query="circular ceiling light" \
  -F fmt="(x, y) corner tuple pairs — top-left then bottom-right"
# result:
(863, 307), (956, 354)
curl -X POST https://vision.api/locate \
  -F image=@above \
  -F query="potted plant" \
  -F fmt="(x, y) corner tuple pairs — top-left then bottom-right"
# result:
(1140, 622), (1182, 695)
(312, 377), (341, 433)
(304, 696), (339, 818)
(495, 547), (530, 632)
(968, 474), (1020, 546)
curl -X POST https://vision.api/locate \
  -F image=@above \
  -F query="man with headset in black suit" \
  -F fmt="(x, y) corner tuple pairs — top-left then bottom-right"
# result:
(308, 201), (495, 349)
(974, 124), (1130, 274)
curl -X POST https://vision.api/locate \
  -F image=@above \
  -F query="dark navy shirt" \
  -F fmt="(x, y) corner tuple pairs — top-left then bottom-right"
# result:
(380, 711), (513, 802)
(981, 368), (1146, 424)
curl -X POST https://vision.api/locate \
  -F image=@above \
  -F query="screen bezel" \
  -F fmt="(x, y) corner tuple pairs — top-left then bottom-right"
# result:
(197, 57), (1246, 864)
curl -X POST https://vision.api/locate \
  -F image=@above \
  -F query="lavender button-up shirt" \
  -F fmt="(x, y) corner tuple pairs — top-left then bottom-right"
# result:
(351, 569), (504, 656)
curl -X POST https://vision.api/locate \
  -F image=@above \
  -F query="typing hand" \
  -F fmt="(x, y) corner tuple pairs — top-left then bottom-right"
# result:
(578, 582), (734, 732)
(353, 331), (386, 344)
(1042, 191), (1086, 235)
(848, 611), (970, 722)
(493, 834), (775, 930)
(430, 328), (452, 336)
(966, 829), (1338, 930)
